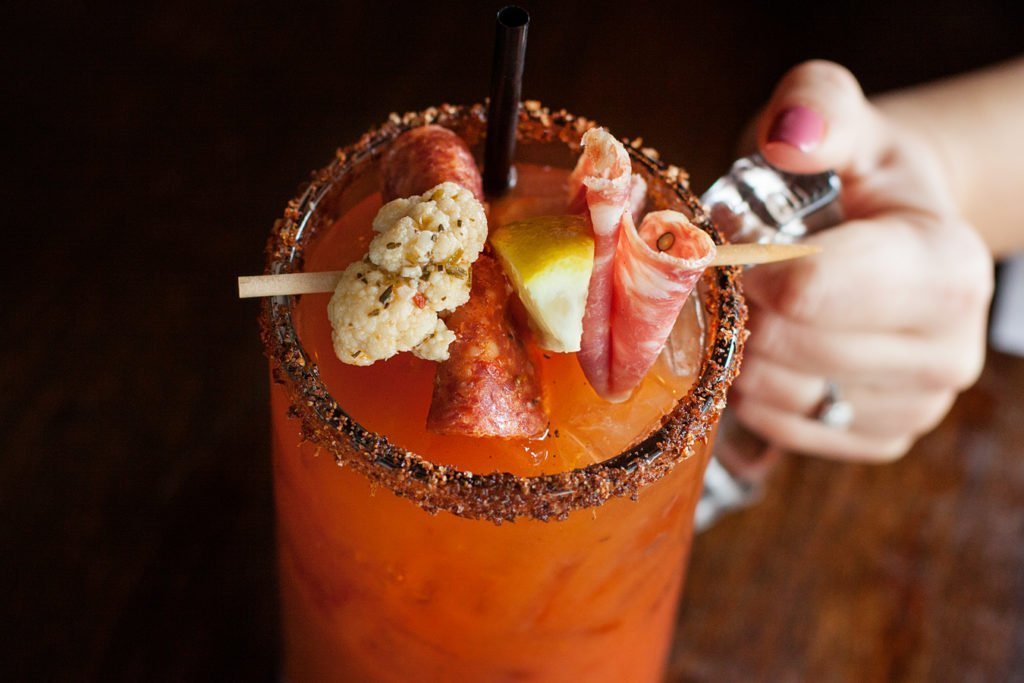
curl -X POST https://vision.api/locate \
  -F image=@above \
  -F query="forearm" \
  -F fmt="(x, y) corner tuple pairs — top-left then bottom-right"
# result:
(874, 57), (1024, 258)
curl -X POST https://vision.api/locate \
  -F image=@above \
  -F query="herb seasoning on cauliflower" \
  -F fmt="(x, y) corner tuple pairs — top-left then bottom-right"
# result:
(328, 182), (487, 366)
(368, 182), (486, 276)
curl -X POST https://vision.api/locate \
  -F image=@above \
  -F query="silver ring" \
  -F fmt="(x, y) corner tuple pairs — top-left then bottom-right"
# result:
(815, 381), (855, 430)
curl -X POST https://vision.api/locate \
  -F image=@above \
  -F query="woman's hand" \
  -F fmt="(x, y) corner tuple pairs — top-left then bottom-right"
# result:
(730, 60), (994, 462)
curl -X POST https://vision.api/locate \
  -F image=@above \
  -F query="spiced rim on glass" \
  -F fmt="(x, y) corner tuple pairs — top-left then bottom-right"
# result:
(262, 101), (746, 681)
(262, 102), (745, 521)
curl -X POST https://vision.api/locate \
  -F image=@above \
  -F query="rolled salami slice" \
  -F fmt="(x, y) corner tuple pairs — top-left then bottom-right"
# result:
(627, 173), (648, 223)
(567, 128), (633, 400)
(381, 125), (484, 202)
(606, 210), (715, 402)
(426, 256), (546, 438)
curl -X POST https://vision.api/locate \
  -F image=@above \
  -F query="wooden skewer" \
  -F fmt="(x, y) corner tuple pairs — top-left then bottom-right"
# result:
(237, 271), (342, 299)
(708, 242), (820, 266)
(237, 242), (821, 299)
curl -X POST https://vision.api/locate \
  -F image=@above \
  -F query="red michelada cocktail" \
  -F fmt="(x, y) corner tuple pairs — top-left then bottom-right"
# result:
(262, 102), (745, 681)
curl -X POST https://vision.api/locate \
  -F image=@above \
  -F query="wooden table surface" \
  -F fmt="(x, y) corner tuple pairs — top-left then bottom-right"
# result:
(4, 2), (1022, 680)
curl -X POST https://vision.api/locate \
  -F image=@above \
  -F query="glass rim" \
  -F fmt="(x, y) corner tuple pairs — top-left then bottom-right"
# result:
(260, 102), (747, 523)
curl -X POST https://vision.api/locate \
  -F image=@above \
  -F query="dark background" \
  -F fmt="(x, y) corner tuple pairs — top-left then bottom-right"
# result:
(3, 1), (1021, 680)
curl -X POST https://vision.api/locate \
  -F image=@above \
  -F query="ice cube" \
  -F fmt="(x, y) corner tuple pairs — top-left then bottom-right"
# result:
(660, 292), (705, 379)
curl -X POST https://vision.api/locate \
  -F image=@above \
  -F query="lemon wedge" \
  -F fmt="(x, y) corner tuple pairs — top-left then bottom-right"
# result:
(490, 215), (594, 352)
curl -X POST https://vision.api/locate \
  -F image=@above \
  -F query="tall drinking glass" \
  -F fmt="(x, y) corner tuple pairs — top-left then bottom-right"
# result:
(261, 103), (746, 682)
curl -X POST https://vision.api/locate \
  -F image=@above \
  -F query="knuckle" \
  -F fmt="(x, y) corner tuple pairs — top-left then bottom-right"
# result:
(912, 223), (991, 392)
(936, 223), (995, 314)
(951, 346), (985, 390)
(912, 356), (977, 393)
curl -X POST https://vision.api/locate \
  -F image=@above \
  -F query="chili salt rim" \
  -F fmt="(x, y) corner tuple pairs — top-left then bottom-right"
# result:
(260, 102), (747, 523)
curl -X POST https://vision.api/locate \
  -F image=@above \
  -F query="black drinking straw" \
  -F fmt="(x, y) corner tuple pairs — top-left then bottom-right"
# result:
(483, 6), (529, 197)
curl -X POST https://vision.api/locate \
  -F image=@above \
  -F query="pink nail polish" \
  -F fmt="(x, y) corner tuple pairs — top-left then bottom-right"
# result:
(767, 105), (825, 153)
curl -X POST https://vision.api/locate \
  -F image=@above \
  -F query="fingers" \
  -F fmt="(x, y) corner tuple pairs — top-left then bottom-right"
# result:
(728, 60), (995, 465)
(743, 216), (994, 334)
(744, 217), (924, 330)
(731, 357), (959, 439)
(733, 214), (990, 463)
(755, 60), (888, 176)
(732, 399), (915, 463)
(744, 312), (986, 392)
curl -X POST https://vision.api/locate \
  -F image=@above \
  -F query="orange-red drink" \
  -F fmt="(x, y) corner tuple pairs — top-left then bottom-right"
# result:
(262, 104), (745, 682)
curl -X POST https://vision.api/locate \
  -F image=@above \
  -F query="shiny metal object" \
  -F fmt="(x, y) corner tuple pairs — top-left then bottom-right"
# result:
(701, 153), (843, 244)
(696, 154), (844, 532)
(815, 381), (855, 430)
(694, 455), (757, 532)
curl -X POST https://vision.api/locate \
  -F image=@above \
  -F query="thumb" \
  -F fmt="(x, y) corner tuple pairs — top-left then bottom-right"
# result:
(757, 60), (886, 176)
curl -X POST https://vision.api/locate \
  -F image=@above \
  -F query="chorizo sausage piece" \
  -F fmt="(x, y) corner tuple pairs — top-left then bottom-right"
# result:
(381, 125), (484, 202)
(426, 255), (546, 438)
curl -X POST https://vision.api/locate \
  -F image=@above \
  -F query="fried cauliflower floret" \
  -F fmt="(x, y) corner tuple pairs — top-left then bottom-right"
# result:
(419, 265), (471, 311)
(411, 319), (457, 361)
(368, 182), (487, 277)
(328, 182), (488, 366)
(328, 262), (457, 366)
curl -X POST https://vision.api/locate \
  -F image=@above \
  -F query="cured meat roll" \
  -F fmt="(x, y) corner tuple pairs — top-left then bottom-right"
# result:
(567, 128), (634, 401)
(571, 129), (715, 402)
(606, 211), (715, 402)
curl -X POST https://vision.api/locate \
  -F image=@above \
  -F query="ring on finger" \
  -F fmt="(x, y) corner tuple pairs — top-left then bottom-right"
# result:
(814, 380), (855, 430)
